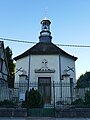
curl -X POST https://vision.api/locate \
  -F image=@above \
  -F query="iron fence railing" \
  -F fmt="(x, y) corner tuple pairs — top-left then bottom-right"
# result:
(0, 82), (90, 107)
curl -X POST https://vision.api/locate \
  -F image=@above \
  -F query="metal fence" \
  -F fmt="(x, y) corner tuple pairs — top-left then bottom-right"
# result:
(0, 82), (90, 117)
(0, 82), (90, 106)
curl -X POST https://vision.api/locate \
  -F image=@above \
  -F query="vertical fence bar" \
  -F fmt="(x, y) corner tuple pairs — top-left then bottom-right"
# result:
(27, 79), (29, 116)
(70, 78), (73, 103)
(53, 81), (55, 111)
(60, 80), (62, 102)
(27, 55), (31, 116)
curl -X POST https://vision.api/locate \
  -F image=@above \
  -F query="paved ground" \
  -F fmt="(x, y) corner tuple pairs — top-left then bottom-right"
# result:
(0, 117), (90, 120)
(28, 118), (90, 120)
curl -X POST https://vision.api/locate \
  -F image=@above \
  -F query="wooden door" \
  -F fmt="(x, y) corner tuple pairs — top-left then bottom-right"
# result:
(38, 77), (51, 104)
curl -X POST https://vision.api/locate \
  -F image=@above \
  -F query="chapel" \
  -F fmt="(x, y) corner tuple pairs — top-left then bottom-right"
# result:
(14, 18), (77, 104)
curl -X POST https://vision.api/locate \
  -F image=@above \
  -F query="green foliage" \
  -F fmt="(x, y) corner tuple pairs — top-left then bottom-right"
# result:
(77, 72), (90, 88)
(71, 98), (84, 107)
(84, 91), (90, 107)
(22, 88), (43, 108)
(5, 46), (16, 88)
(72, 91), (90, 108)
(0, 100), (17, 108)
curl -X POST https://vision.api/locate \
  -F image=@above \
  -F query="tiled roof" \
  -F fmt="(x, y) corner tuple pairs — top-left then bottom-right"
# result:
(14, 42), (77, 61)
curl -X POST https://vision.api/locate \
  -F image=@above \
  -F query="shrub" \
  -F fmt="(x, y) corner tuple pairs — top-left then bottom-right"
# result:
(85, 91), (90, 107)
(22, 88), (43, 108)
(0, 99), (17, 108)
(71, 91), (90, 108)
(71, 98), (84, 107)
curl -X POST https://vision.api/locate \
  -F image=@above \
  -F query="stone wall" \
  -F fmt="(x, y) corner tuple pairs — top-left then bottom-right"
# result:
(0, 108), (27, 117)
(55, 108), (90, 118)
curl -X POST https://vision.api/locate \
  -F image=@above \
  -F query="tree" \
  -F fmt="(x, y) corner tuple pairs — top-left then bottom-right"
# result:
(77, 72), (90, 88)
(5, 46), (15, 88)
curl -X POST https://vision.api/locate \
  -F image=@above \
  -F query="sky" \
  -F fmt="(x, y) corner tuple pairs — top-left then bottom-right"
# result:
(0, 0), (90, 79)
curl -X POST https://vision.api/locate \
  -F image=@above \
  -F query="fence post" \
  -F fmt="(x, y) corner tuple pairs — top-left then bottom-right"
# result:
(70, 78), (73, 103)
(27, 77), (29, 116)
(27, 55), (30, 116)
(53, 81), (55, 110)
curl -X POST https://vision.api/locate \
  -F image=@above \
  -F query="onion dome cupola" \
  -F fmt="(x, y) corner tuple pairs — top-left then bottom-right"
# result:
(39, 18), (52, 43)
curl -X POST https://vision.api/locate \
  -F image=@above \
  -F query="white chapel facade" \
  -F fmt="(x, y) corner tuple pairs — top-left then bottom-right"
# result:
(14, 18), (77, 104)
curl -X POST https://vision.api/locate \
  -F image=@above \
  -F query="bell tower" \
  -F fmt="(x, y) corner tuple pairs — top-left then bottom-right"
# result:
(39, 18), (52, 43)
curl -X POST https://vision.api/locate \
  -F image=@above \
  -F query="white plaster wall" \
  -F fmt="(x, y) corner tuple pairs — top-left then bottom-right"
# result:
(15, 56), (29, 84)
(59, 55), (76, 104)
(30, 55), (60, 83)
(29, 55), (60, 104)
(14, 54), (77, 104)
(61, 55), (76, 83)
(15, 54), (76, 84)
